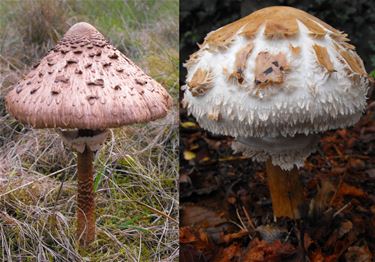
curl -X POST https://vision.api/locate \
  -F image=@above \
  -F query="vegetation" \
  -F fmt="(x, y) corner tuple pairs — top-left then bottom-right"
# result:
(0, 0), (178, 261)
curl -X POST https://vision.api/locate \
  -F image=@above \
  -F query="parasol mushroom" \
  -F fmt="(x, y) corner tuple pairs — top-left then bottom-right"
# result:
(183, 6), (369, 219)
(5, 22), (172, 246)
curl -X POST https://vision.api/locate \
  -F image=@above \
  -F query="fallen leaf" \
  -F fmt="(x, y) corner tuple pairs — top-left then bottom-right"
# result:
(242, 239), (296, 262)
(215, 243), (241, 262)
(337, 129), (348, 139)
(347, 137), (357, 148)
(221, 230), (249, 243)
(331, 166), (347, 175)
(179, 174), (192, 185)
(338, 183), (366, 198)
(371, 205), (375, 215)
(180, 227), (198, 244)
(310, 179), (335, 215)
(304, 233), (314, 251)
(325, 254), (339, 262)
(181, 121), (199, 128)
(345, 245), (372, 262)
(310, 250), (324, 262)
(181, 205), (227, 227)
(184, 150), (196, 160)
(338, 220), (353, 238)
(256, 225), (288, 243)
(348, 158), (366, 170)
(366, 169), (375, 178)
(179, 226), (213, 254)
(180, 245), (206, 262)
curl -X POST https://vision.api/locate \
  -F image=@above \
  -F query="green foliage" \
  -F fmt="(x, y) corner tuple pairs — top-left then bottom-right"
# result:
(93, 169), (104, 192)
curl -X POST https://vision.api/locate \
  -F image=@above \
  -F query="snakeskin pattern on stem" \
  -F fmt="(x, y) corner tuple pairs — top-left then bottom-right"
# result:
(77, 146), (95, 246)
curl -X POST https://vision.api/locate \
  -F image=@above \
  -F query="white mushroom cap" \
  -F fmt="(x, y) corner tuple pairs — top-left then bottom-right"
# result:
(183, 6), (369, 169)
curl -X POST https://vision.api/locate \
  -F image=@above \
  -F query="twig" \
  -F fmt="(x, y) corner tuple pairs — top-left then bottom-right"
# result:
(138, 232), (142, 262)
(329, 175), (344, 206)
(0, 54), (22, 72)
(235, 207), (248, 232)
(29, 136), (57, 170)
(283, 227), (293, 243)
(333, 202), (351, 218)
(242, 205), (256, 230)
(52, 172), (67, 212)
(227, 220), (247, 231)
(134, 200), (178, 224)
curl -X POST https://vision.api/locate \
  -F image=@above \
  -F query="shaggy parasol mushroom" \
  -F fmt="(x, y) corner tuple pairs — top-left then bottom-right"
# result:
(183, 6), (369, 219)
(6, 22), (172, 246)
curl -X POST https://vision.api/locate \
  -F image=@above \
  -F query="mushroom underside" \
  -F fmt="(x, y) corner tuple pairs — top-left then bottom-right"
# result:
(232, 134), (320, 170)
(57, 128), (109, 153)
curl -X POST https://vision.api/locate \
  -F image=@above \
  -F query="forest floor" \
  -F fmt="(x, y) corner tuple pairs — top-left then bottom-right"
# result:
(180, 91), (374, 261)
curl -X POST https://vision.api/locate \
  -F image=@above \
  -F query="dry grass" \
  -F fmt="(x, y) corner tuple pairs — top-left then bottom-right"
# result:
(0, 0), (178, 261)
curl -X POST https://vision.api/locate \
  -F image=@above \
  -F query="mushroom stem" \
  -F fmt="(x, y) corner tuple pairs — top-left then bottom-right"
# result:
(266, 159), (304, 219)
(77, 146), (95, 246)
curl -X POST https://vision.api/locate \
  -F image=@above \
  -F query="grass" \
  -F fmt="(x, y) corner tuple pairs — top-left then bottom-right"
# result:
(0, 0), (178, 261)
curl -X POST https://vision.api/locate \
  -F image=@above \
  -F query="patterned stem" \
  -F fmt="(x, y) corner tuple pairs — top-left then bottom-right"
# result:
(77, 147), (95, 246)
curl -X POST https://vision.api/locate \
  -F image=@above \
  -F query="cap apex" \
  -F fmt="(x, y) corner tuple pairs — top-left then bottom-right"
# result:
(65, 22), (98, 37)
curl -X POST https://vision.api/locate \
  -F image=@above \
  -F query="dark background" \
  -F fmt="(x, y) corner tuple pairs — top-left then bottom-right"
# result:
(180, 0), (375, 84)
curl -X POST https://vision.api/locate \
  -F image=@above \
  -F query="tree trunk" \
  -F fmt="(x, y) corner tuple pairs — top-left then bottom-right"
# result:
(266, 160), (304, 219)
(77, 146), (95, 246)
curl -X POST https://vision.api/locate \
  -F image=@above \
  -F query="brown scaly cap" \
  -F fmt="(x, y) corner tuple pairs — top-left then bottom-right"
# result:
(6, 22), (172, 129)
(202, 6), (342, 50)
